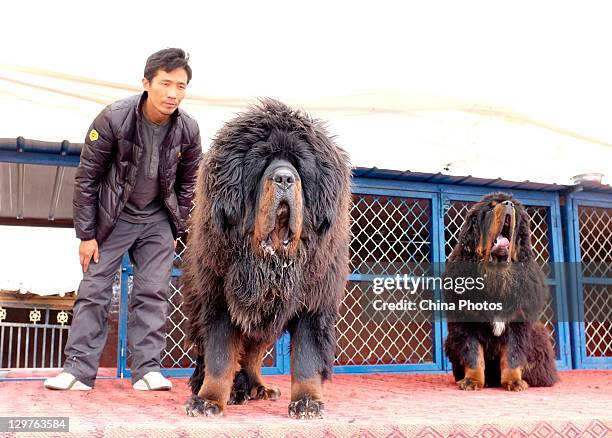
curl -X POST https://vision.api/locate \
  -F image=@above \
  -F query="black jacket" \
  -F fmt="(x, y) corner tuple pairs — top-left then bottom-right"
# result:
(73, 92), (202, 244)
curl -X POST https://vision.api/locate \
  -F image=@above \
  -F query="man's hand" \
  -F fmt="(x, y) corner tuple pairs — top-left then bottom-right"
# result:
(79, 239), (99, 273)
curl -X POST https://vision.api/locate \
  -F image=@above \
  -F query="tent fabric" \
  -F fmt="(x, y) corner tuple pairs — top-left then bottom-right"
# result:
(1, 66), (610, 187)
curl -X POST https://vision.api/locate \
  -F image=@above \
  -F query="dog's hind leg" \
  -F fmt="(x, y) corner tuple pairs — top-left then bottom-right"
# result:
(522, 323), (559, 387)
(189, 354), (204, 395)
(229, 339), (280, 405)
(451, 361), (464, 382)
(185, 354), (209, 416)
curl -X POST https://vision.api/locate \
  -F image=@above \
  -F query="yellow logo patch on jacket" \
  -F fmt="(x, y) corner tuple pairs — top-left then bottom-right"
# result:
(89, 129), (99, 141)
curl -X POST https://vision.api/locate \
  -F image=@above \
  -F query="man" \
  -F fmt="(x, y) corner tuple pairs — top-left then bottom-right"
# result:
(44, 48), (201, 391)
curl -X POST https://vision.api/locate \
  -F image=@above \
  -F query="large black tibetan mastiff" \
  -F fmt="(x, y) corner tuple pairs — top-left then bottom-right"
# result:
(182, 99), (351, 418)
(444, 192), (558, 391)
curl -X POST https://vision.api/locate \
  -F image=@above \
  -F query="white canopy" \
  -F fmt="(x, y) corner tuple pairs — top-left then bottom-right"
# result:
(1, 1), (610, 184)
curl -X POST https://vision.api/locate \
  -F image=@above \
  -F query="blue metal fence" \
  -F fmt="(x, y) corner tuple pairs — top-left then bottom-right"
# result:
(565, 191), (612, 369)
(337, 179), (573, 373)
(1, 142), (610, 377)
(112, 178), (577, 378)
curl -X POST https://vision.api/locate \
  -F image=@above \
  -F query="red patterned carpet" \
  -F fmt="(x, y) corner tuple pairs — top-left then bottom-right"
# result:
(0, 370), (611, 437)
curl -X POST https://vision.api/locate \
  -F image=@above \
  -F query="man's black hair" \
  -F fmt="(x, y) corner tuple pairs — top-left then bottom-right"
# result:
(144, 48), (192, 83)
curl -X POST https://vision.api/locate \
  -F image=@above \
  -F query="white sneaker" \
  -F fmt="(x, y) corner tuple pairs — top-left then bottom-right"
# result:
(44, 372), (92, 391)
(133, 371), (172, 391)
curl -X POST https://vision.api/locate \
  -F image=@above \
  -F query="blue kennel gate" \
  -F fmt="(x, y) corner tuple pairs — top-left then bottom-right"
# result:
(120, 172), (577, 379)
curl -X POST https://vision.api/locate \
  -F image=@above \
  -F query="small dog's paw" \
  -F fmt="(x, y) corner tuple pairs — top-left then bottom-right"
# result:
(457, 377), (484, 391)
(185, 394), (224, 417)
(288, 395), (324, 419)
(253, 385), (281, 401)
(502, 379), (529, 392)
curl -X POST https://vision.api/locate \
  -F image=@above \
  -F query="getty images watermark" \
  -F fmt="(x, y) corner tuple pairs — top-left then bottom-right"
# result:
(371, 274), (503, 312)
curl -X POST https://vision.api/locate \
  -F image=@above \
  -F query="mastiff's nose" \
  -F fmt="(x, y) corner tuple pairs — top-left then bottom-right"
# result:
(273, 168), (295, 190)
(501, 199), (514, 213)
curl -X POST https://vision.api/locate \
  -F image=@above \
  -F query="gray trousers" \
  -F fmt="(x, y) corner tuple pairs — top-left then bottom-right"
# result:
(63, 219), (175, 386)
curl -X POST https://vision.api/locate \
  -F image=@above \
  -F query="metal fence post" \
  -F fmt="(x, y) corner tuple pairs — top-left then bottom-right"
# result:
(116, 254), (130, 379)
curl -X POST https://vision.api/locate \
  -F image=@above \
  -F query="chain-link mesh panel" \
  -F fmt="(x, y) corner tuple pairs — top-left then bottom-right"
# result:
(338, 194), (435, 366)
(172, 200), (195, 269)
(335, 281), (434, 365)
(579, 206), (612, 278)
(525, 206), (552, 277)
(444, 200), (558, 354)
(444, 200), (474, 258)
(350, 194), (431, 276)
(172, 235), (188, 269)
(583, 284), (612, 357)
(162, 277), (193, 368)
(538, 286), (559, 357)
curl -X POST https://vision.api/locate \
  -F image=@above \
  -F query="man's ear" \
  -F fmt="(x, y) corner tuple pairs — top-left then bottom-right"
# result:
(142, 78), (150, 92)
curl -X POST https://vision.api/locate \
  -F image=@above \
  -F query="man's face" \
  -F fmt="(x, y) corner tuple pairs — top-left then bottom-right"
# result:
(142, 68), (188, 117)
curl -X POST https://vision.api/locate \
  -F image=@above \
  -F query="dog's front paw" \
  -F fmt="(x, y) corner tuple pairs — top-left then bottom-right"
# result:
(502, 379), (529, 392)
(457, 377), (484, 391)
(288, 395), (324, 419)
(185, 394), (224, 417)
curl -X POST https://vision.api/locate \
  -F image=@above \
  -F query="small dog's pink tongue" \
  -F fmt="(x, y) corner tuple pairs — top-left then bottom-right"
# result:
(495, 235), (510, 248)
(491, 235), (510, 255)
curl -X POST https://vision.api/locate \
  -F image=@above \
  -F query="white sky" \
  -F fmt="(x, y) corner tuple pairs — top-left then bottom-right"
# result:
(0, 1), (611, 292)
(0, 226), (81, 294)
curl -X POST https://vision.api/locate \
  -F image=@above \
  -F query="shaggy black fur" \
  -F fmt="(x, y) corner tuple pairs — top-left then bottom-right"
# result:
(444, 192), (559, 390)
(181, 99), (351, 417)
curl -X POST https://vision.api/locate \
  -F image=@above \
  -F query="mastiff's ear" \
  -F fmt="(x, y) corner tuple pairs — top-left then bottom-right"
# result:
(459, 208), (482, 256)
(212, 196), (242, 233)
(312, 205), (334, 236)
(513, 207), (534, 262)
(207, 148), (245, 234)
(309, 132), (351, 237)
